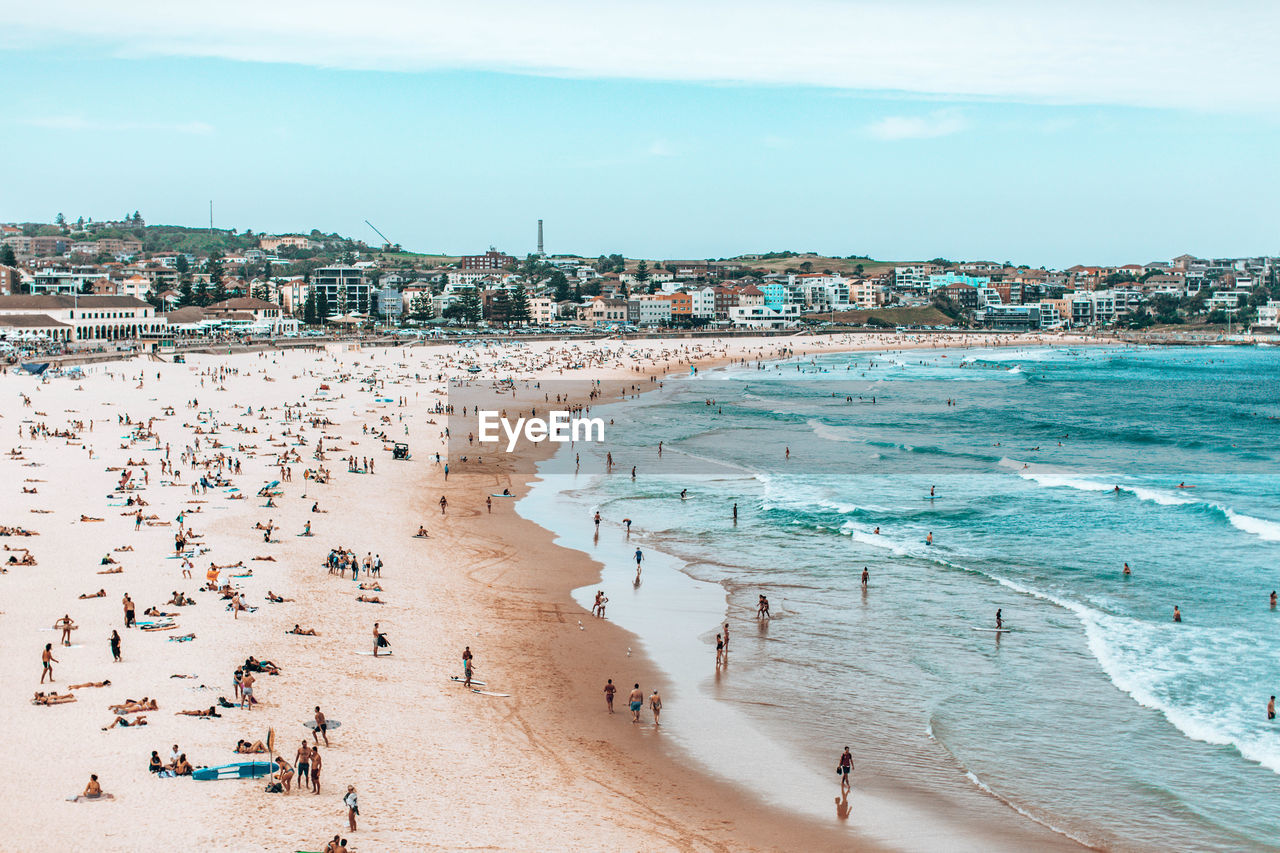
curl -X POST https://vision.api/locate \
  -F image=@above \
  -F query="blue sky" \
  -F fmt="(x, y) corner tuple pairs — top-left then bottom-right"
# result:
(1, 1), (1277, 267)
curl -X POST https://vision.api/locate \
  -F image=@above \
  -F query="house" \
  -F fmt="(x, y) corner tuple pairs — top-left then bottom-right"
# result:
(0, 294), (164, 341)
(583, 297), (629, 325)
(728, 304), (799, 328)
(259, 235), (320, 252)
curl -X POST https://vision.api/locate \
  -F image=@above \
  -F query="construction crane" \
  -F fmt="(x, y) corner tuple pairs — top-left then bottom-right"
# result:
(365, 220), (395, 251)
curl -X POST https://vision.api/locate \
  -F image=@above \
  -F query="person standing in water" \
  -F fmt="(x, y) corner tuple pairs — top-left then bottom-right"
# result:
(732, 503), (738, 522)
(1123, 562), (1131, 576)
(649, 689), (662, 725)
(861, 567), (869, 588)
(926, 532), (933, 546)
(628, 683), (643, 723)
(1268, 696), (1275, 721)
(1173, 606), (1182, 623)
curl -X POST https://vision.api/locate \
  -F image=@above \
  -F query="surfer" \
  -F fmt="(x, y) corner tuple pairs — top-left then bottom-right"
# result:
(680, 488), (688, 500)
(462, 646), (474, 687)
(373, 623), (388, 656)
(930, 485), (935, 498)
(995, 609), (1003, 629)
(54, 614), (75, 646)
(313, 707), (330, 746)
(1114, 486), (1121, 494)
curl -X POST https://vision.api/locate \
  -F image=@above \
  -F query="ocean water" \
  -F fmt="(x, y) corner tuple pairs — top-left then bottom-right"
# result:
(520, 345), (1280, 850)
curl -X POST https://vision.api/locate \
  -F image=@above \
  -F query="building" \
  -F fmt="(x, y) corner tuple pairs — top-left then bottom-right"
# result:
(0, 264), (19, 296)
(30, 268), (111, 295)
(0, 314), (73, 341)
(629, 296), (673, 326)
(529, 297), (557, 325)
(0, 295), (164, 340)
(259, 235), (320, 252)
(728, 304), (800, 328)
(690, 287), (716, 320)
(375, 286), (403, 319)
(1255, 300), (1280, 330)
(582, 297), (629, 325)
(310, 266), (373, 316)
(460, 250), (516, 271)
(978, 304), (1042, 331)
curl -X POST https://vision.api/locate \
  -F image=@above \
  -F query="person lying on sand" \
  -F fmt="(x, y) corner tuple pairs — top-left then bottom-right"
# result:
(176, 707), (220, 717)
(9, 553), (37, 565)
(102, 715), (148, 730)
(79, 589), (107, 599)
(114, 545), (133, 552)
(356, 595), (385, 604)
(243, 656), (281, 674)
(210, 560), (244, 570)
(96, 566), (122, 575)
(68, 681), (111, 689)
(358, 583), (382, 591)
(266, 591), (294, 603)
(33, 691), (77, 705)
(144, 607), (176, 617)
(80, 515), (104, 522)
(252, 555), (277, 561)
(235, 739), (268, 754)
(0, 526), (39, 536)
(287, 625), (319, 636)
(110, 698), (157, 713)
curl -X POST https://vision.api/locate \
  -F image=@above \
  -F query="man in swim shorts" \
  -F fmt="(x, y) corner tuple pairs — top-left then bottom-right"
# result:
(628, 683), (643, 723)
(296, 741), (312, 790)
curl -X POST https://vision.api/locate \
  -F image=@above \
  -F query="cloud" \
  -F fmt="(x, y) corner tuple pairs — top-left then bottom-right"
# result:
(866, 110), (967, 141)
(19, 115), (213, 134)
(4, 1), (1279, 112)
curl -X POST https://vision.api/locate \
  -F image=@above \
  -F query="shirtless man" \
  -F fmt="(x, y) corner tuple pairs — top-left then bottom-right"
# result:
(628, 683), (644, 723)
(240, 671), (255, 709)
(122, 593), (135, 628)
(313, 707), (330, 746)
(310, 745), (322, 794)
(296, 741), (313, 791)
(54, 614), (75, 646)
(373, 623), (388, 655)
(604, 678), (616, 713)
(41, 643), (58, 683)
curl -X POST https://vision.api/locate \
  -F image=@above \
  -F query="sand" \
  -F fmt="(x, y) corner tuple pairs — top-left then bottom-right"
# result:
(0, 332), (1100, 852)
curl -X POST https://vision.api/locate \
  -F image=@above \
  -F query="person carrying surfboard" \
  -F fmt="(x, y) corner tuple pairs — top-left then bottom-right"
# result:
(372, 623), (389, 657)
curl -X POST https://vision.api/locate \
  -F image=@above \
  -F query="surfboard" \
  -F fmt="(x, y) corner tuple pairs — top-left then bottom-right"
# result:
(192, 761), (274, 781)
(66, 793), (115, 802)
(355, 650), (392, 656)
(471, 690), (510, 697)
(304, 719), (342, 731)
(448, 676), (487, 687)
(489, 494), (515, 498)
(971, 628), (1014, 633)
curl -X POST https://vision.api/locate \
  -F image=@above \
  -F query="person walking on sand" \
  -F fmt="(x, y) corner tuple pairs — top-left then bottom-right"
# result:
(604, 678), (617, 713)
(462, 646), (474, 687)
(628, 683), (644, 723)
(109, 629), (121, 662)
(313, 707), (330, 746)
(310, 745), (322, 794)
(439, 495), (448, 514)
(122, 593), (135, 628)
(486, 495), (492, 513)
(837, 747), (854, 790)
(344, 785), (359, 832)
(41, 643), (58, 683)
(649, 689), (662, 725)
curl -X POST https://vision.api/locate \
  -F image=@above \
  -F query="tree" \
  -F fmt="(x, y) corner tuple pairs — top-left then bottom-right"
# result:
(459, 287), (483, 324)
(178, 278), (194, 307)
(194, 279), (210, 307)
(410, 293), (433, 322)
(490, 288), (511, 325)
(316, 290), (331, 321)
(635, 260), (651, 290)
(0, 244), (16, 267)
(208, 253), (226, 303)
(509, 282), (531, 325)
(175, 254), (190, 275)
(550, 270), (572, 302)
(55, 212), (66, 230)
(303, 290), (317, 325)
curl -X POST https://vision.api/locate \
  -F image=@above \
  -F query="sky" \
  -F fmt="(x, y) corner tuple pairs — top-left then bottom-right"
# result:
(1, 0), (1277, 267)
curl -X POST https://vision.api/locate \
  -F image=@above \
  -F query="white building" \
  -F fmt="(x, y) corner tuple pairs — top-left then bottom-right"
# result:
(729, 304), (800, 328)
(0, 295), (165, 341)
(690, 287), (716, 320)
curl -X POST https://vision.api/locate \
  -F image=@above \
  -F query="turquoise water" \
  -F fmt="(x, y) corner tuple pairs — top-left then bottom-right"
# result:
(523, 345), (1280, 850)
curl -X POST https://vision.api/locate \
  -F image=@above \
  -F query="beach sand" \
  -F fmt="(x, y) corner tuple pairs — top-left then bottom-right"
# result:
(0, 333), (1097, 851)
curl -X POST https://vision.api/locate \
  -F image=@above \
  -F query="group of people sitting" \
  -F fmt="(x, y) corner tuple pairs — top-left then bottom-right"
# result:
(149, 749), (194, 776)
